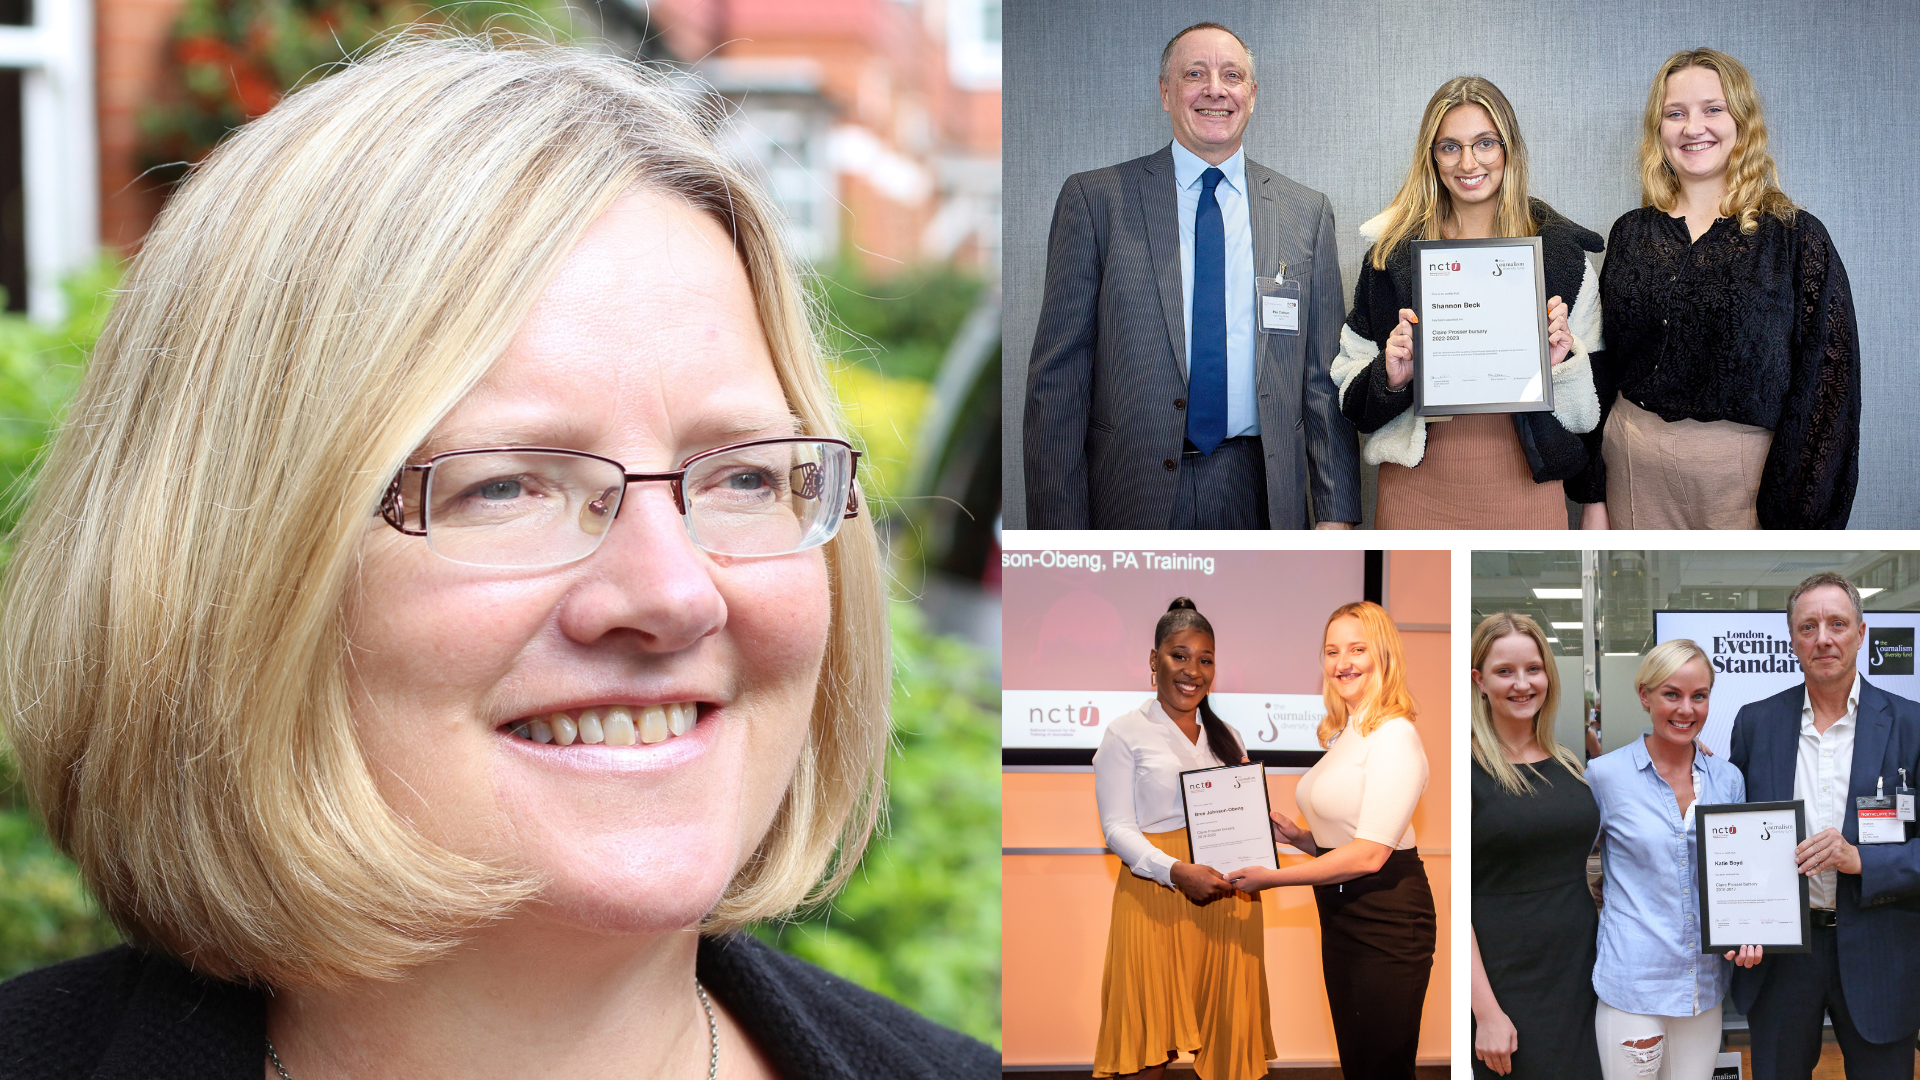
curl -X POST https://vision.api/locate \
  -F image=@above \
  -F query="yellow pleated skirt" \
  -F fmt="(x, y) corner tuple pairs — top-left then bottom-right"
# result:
(1093, 828), (1275, 1080)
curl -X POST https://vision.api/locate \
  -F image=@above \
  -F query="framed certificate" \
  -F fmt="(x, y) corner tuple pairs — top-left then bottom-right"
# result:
(1410, 236), (1554, 416)
(1694, 800), (1811, 953)
(1178, 762), (1278, 875)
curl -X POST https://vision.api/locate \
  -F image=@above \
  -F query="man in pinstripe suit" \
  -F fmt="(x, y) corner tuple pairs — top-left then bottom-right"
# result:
(1023, 22), (1359, 530)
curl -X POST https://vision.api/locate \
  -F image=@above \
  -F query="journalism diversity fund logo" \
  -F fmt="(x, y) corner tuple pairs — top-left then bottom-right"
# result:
(1871, 628), (1915, 675)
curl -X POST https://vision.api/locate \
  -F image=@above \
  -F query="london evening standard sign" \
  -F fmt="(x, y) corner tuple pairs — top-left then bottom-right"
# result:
(1002, 691), (1328, 752)
(1654, 611), (1920, 756)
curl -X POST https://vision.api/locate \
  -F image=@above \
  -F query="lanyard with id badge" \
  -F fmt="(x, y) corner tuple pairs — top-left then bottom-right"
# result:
(1858, 776), (1905, 845)
(1899, 768), (1917, 839)
(1255, 261), (1302, 336)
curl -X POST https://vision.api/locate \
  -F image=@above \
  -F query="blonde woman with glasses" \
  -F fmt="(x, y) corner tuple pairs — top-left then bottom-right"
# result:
(1586, 640), (1761, 1080)
(0, 36), (994, 1078)
(1593, 48), (1858, 528)
(1230, 602), (1432, 1080)
(1468, 613), (1600, 1079)
(1330, 76), (1607, 530)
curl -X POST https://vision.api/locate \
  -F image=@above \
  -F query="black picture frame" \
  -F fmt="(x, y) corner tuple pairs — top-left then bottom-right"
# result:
(1694, 799), (1811, 954)
(1177, 761), (1277, 872)
(1410, 235), (1553, 417)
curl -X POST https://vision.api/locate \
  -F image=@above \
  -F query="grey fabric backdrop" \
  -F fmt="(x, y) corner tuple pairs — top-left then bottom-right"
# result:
(1002, 0), (1920, 529)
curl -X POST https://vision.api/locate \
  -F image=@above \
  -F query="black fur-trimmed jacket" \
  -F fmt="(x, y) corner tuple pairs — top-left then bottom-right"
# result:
(1330, 198), (1608, 501)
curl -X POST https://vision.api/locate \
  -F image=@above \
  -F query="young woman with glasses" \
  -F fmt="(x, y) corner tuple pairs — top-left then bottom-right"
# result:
(1330, 76), (1607, 530)
(0, 37), (993, 1079)
(1590, 48), (1858, 529)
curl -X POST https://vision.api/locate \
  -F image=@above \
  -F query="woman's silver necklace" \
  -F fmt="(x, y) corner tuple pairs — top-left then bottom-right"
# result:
(265, 979), (719, 1080)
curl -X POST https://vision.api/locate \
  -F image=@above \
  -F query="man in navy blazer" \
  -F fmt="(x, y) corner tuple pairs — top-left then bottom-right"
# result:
(1727, 571), (1920, 1080)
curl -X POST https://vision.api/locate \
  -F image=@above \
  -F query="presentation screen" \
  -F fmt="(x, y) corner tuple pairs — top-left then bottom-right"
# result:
(1652, 609), (1920, 756)
(1002, 549), (1369, 764)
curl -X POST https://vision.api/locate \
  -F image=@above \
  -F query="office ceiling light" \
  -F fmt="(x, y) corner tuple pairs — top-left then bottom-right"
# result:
(1532, 588), (1583, 599)
(1859, 587), (1884, 598)
(1550, 622), (1583, 630)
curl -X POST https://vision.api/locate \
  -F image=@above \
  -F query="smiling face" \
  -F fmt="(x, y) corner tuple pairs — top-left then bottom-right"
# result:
(1790, 585), (1865, 690)
(1660, 65), (1737, 185)
(1473, 631), (1547, 729)
(1640, 658), (1712, 747)
(1149, 627), (1215, 718)
(1323, 615), (1376, 709)
(1159, 27), (1256, 165)
(1433, 102), (1505, 210)
(343, 190), (830, 936)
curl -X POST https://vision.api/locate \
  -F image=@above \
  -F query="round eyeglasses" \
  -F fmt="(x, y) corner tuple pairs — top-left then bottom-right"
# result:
(379, 437), (861, 568)
(1431, 136), (1505, 166)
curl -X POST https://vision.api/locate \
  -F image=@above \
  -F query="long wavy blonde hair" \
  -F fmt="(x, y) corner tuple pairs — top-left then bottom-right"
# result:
(1470, 613), (1584, 796)
(1369, 76), (1536, 270)
(1316, 601), (1418, 746)
(1638, 48), (1796, 234)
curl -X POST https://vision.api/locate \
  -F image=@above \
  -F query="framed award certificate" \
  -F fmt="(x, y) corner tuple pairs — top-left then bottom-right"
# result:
(1178, 762), (1278, 875)
(1410, 236), (1554, 416)
(1694, 800), (1811, 953)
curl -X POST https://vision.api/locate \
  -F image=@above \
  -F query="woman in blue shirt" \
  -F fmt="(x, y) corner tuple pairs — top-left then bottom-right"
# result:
(1586, 639), (1761, 1080)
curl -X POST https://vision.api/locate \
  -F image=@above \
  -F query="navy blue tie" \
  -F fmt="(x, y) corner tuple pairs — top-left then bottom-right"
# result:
(1188, 167), (1228, 456)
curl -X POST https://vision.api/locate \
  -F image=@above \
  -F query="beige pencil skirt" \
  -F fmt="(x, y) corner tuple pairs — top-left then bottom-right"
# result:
(1602, 396), (1772, 529)
(1093, 828), (1274, 1080)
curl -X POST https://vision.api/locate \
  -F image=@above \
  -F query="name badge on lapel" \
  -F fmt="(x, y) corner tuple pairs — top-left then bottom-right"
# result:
(1859, 778), (1903, 844)
(1256, 261), (1301, 336)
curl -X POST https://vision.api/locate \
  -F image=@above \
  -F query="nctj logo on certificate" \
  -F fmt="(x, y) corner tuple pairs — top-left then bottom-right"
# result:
(1426, 261), (1460, 274)
(1188, 780), (1213, 792)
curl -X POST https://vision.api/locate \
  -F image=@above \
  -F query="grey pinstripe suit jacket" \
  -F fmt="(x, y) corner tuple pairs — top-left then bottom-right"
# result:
(1022, 144), (1360, 529)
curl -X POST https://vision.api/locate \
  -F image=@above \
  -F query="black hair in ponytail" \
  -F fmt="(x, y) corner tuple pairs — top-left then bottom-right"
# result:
(1153, 597), (1242, 766)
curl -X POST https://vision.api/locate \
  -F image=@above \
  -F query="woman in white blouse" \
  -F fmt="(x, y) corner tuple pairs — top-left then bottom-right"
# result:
(1090, 598), (1274, 1080)
(1229, 600), (1434, 1080)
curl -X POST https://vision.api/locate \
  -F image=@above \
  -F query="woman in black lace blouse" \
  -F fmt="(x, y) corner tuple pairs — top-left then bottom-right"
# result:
(1592, 48), (1858, 529)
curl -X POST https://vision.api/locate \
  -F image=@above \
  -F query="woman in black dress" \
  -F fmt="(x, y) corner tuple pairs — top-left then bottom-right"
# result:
(1469, 613), (1601, 1079)
(1590, 47), (1858, 529)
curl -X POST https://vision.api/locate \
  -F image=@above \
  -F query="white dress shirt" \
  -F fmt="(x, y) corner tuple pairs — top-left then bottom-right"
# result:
(1797, 672), (1860, 910)
(1092, 697), (1245, 886)
(1170, 140), (1258, 439)
(1294, 711), (1427, 850)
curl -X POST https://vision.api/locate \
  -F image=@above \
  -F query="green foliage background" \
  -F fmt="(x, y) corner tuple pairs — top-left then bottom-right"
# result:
(0, 270), (1000, 1046)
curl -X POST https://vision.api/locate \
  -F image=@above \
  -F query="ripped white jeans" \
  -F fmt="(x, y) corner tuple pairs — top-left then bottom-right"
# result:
(1594, 999), (1723, 1080)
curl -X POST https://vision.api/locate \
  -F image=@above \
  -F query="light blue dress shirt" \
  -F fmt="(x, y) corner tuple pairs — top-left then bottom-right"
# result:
(1588, 736), (1747, 1017)
(1170, 140), (1258, 439)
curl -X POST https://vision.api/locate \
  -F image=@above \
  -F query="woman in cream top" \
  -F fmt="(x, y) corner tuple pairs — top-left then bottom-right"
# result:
(1293, 708), (1426, 852)
(1229, 601), (1434, 1080)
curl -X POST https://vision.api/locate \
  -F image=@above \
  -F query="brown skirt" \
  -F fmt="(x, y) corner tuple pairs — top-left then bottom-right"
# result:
(1093, 829), (1274, 1080)
(1602, 396), (1771, 529)
(1375, 412), (1567, 530)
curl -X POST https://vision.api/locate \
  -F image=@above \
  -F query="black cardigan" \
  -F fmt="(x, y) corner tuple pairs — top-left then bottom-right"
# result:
(0, 937), (999, 1078)
(1596, 206), (1859, 528)
(1340, 198), (1607, 500)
